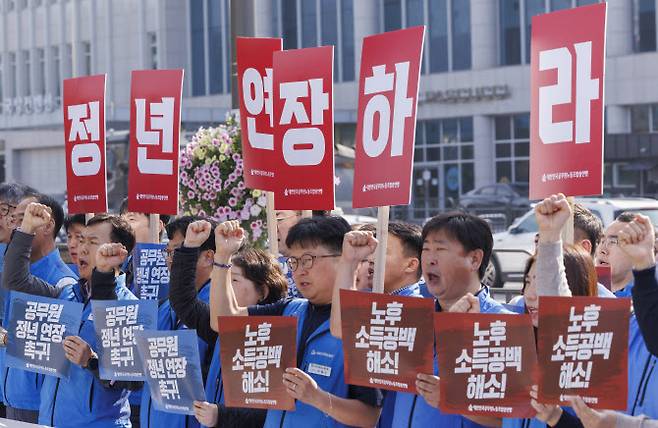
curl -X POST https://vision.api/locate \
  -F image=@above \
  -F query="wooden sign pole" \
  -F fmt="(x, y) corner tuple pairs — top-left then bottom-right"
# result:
(372, 206), (390, 294)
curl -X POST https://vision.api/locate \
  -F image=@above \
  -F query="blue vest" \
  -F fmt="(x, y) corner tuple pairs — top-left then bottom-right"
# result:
(627, 314), (658, 419)
(263, 299), (350, 428)
(38, 276), (136, 428)
(140, 281), (211, 428)
(392, 288), (511, 428)
(1, 248), (77, 410)
(205, 336), (224, 406)
(615, 281), (634, 298)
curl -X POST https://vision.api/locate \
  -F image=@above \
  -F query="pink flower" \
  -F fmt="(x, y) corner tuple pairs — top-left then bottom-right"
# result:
(228, 198), (237, 207)
(187, 191), (195, 199)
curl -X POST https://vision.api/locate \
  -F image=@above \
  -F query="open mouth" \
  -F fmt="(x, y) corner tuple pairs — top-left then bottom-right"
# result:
(426, 273), (440, 282)
(598, 261), (609, 266)
(78, 260), (89, 270)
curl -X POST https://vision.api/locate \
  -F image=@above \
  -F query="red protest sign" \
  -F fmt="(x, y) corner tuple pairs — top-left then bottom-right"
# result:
(537, 296), (630, 410)
(339, 289), (434, 393)
(128, 69), (184, 215)
(435, 313), (537, 418)
(237, 37), (282, 191)
(595, 265), (611, 290)
(273, 46), (335, 210)
(217, 316), (296, 410)
(63, 75), (108, 213)
(529, 3), (606, 200)
(353, 27), (425, 209)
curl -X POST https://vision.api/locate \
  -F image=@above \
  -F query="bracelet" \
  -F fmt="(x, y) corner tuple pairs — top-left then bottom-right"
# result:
(324, 391), (333, 418)
(213, 261), (232, 269)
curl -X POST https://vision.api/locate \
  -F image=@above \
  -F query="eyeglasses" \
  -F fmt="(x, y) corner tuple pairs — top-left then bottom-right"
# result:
(600, 236), (619, 247)
(286, 253), (340, 272)
(0, 203), (16, 217)
(276, 214), (299, 223)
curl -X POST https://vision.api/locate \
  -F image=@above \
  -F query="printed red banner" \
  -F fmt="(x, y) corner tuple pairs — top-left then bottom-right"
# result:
(353, 26), (425, 209)
(537, 296), (630, 410)
(217, 316), (297, 410)
(237, 37), (282, 191)
(63, 75), (108, 213)
(273, 46), (335, 210)
(529, 3), (607, 199)
(128, 69), (184, 215)
(339, 289), (434, 393)
(435, 312), (537, 418)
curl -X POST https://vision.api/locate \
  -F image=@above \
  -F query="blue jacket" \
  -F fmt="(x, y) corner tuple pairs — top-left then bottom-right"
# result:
(39, 276), (136, 428)
(205, 337), (224, 406)
(264, 299), (351, 428)
(140, 281), (211, 428)
(392, 287), (511, 428)
(378, 282), (422, 428)
(627, 313), (658, 419)
(615, 282), (634, 298)
(1, 248), (77, 410)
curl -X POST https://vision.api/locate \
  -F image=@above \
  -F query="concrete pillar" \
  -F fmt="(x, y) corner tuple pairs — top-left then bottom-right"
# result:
(473, 115), (496, 188)
(607, 0), (633, 57)
(606, 105), (629, 134)
(471, 0), (498, 69)
(253, 0), (276, 37)
(353, 0), (378, 75)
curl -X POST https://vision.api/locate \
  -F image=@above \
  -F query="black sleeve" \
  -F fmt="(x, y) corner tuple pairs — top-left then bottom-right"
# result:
(169, 246), (216, 345)
(247, 298), (293, 317)
(632, 266), (658, 356)
(216, 405), (267, 427)
(347, 384), (384, 408)
(90, 269), (118, 300)
(551, 410), (584, 428)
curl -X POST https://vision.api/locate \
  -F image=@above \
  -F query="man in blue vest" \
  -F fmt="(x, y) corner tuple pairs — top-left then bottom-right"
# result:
(63, 213), (86, 276)
(392, 212), (511, 428)
(3, 205), (139, 427)
(0, 193), (78, 423)
(209, 216), (383, 427)
(328, 222), (424, 428)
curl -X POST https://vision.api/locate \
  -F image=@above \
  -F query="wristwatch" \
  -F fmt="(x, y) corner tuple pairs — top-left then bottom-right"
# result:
(86, 354), (99, 371)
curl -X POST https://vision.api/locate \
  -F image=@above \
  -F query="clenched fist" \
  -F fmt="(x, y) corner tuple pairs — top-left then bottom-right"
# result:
(341, 231), (378, 267)
(21, 203), (52, 235)
(95, 243), (128, 273)
(214, 221), (245, 258)
(184, 220), (212, 248)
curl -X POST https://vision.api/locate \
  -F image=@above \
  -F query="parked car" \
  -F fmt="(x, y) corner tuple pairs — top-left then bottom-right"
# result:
(459, 183), (530, 210)
(490, 197), (658, 287)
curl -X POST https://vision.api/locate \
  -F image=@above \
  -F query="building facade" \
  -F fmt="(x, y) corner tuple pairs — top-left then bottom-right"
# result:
(0, 0), (657, 220)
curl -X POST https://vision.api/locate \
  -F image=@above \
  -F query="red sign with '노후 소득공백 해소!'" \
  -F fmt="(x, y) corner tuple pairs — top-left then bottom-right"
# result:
(536, 296), (630, 410)
(128, 69), (184, 215)
(339, 289), (434, 393)
(217, 316), (297, 410)
(435, 312), (538, 418)
(352, 26), (425, 209)
(272, 46), (335, 210)
(237, 37), (282, 191)
(529, 3), (606, 200)
(63, 74), (108, 214)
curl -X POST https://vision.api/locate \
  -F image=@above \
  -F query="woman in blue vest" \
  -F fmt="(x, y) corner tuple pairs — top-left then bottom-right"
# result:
(168, 219), (288, 427)
(208, 217), (384, 428)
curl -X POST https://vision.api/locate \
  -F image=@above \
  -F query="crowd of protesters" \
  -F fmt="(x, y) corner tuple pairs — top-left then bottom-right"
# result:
(0, 182), (655, 427)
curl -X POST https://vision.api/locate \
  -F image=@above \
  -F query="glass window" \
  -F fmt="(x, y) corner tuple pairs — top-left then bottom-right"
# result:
(496, 143), (512, 157)
(426, 120), (441, 144)
(652, 105), (658, 132)
(190, 0), (206, 96)
(302, 0), (317, 48)
(514, 160), (529, 182)
(496, 161), (512, 183)
(550, 0), (572, 11)
(513, 113), (530, 138)
(514, 142), (529, 157)
(384, 0), (402, 31)
(51, 47), (59, 97)
(635, 0), (657, 52)
(631, 105), (651, 133)
(616, 164), (639, 187)
(23, 50), (30, 96)
(427, 147), (441, 161)
(460, 117), (473, 142)
(82, 42), (91, 76)
(148, 32), (158, 69)
(442, 118), (458, 143)
(525, 0), (545, 65)
(577, 0), (599, 5)
(461, 145), (474, 159)
(208, 0), (226, 94)
(461, 163), (474, 193)
(321, 0), (338, 77)
(282, 0), (297, 49)
(36, 48), (45, 95)
(495, 116), (511, 140)
(341, 0), (355, 81)
(451, 0), (471, 70)
(500, 0), (521, 65)
(604, 163), (613, 187)
(406, 0), (424, 26)
(428, 0), (448, 72)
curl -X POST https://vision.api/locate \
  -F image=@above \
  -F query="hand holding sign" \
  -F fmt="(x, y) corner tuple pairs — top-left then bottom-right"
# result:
(21, 202), (53, 235)
(341, 231), (378, 267)
(415, 373), (440, 409)
(282, 367), (325, 407)
(529, 385), (563, 426)
(618, 214), (656, 271)
(214, 221), (245, 258)
(96, 243), (129, 273)
(535, 193), (572, 243)
(449, 293), (480, 314)
(567, 396), (617, 428)
(184, 220), (212, 249)
(63, 335), (96, 368)
(193, 401), (219, 427)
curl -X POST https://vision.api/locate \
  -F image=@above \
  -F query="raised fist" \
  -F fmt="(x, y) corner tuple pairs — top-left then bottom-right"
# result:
(95, 243), (128, 273)
(184, 220), (212, 248)
(534, 193), (572, 243)
(341, 231), (378, 266)
(618, 214), (656, 271)
(214, 221), (245, 257)
(21, 203), (52, 235)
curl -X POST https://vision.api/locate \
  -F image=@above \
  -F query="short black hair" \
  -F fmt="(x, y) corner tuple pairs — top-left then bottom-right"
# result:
(0, 183), (37, 205)
(286, 216), (350, 254)
(573, 203), (604, 257)
(64, 213), (87, 233)
(119, 197), (171, 226)
(86, 214), (137, 254)
(37, 194), (65, 239)
(422, 212), (493, 280)
(165, 216), (217, 252)
(359, 221), (422, 275)
(616, 212), (636, 223)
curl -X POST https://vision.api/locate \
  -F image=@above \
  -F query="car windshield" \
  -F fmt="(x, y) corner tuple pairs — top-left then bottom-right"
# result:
(512, 212), (537, 233)
(509, 184), (529, 197)
(614, 208), (658, 226)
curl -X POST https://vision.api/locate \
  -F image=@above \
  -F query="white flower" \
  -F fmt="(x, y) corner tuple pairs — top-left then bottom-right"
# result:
(249, 205), (262, 217)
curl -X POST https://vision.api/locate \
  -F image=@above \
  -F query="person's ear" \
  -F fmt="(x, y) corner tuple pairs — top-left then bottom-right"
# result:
(470, 249), (484, 273)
